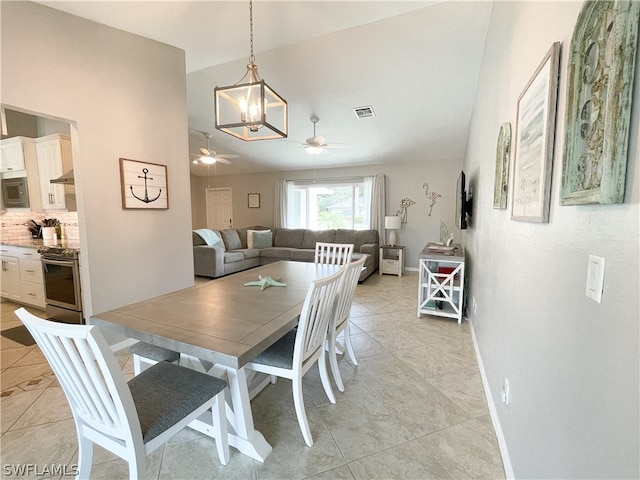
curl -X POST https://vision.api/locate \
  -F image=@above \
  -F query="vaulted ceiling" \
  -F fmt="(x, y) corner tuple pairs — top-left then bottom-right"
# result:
(37, 1), (493, 176)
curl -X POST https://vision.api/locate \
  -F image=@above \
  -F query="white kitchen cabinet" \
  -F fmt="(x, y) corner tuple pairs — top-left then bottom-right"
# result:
(1, 254), (22, 301)
(36, 134), (72, 210)
(0, 245), (45, 308)
(1, 136), (36, 173)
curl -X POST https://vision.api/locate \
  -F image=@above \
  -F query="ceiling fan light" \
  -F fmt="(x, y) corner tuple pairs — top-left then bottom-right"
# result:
(199, 155), (216, 165)
(305, 145), (323, 156)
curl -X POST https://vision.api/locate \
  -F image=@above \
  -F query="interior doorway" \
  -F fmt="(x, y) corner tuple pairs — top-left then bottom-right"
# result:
(206, 187), (232, 230)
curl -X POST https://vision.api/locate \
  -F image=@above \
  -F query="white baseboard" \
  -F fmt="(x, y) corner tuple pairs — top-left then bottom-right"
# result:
(469, 319), (515, 479)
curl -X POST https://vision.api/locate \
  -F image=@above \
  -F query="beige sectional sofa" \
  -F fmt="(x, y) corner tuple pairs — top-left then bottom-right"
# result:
(193, 226), (379, 282)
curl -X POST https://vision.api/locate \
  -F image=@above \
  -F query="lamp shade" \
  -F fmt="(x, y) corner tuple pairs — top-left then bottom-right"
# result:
(384, 216), (402, 230)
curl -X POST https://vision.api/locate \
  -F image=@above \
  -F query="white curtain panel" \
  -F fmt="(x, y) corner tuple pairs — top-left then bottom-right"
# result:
(274, 178), (287, 228)
(370, 174), (386, 241)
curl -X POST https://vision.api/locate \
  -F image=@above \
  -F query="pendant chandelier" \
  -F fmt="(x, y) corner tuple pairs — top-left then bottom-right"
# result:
(214, 0), (288, 141)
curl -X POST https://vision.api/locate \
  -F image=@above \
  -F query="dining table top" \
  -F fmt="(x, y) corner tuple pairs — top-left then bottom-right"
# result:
(90, 261), (341, 369)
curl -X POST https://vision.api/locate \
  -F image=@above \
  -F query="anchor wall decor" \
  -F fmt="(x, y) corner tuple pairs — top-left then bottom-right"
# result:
(119, 158), (169, 210)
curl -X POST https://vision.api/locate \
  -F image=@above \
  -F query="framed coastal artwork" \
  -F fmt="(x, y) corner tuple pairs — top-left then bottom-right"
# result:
(119, 158), (169, 210)
(511, 42), (561, 223)
(493, 122), (511, 209)
(560, 0), (639, 205)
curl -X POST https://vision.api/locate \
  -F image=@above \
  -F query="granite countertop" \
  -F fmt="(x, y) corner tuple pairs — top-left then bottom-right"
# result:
(1, 239), (81, 250)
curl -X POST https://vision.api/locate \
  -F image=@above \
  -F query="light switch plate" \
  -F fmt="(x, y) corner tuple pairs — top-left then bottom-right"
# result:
(586, 255), (605, 303)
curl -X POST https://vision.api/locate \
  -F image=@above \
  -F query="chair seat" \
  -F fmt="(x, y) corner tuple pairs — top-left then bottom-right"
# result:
(251, 330), (297, 370)
(128, 361), (227, 443)
(129, 342), (180, 363)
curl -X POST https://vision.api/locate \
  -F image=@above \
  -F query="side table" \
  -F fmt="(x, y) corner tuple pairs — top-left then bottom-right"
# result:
(379, 245), (405, 277)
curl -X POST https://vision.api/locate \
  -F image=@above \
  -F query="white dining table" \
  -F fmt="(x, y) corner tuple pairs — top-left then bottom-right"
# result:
(90, 261), (340, 462)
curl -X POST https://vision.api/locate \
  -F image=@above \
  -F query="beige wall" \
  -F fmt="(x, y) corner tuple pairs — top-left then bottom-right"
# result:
(191, 158), (463, 268)
(1, 2), (194, 315)
(465, 1), (639, 478)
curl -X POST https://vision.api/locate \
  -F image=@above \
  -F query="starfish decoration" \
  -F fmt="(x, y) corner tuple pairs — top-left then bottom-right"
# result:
(244, 275), (287, 291)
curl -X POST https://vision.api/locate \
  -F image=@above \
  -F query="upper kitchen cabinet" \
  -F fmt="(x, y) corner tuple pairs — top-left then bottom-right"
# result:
(35, 134), (72, 210)
(1, 136), (33, 173)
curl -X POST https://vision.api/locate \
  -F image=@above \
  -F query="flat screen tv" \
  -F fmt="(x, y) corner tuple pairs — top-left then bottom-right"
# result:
(455, 171), (472, 229)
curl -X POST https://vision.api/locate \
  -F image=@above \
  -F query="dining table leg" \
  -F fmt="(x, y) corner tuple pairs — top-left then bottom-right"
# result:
(224, 366), (273, 462)
(184, 359), (273, 462)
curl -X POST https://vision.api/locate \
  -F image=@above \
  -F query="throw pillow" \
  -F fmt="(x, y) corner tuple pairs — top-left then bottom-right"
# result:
(252, 230), (273, 249)
(221, 229), (243, 250)
(247, 229), (271, 249)
(193, 229), (223, 247)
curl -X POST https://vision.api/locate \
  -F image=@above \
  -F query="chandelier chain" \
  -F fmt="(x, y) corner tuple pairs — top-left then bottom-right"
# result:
(249, 0), (255, 64)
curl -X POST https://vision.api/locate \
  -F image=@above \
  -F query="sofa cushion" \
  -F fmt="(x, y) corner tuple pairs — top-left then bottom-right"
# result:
(335, 229), (378, 250)
(221, 229), (242, 250)
(224, 251), (245, 263)
(289, 249), (315, 262)
(252, 230), (273, 249)
(242, 248), (262, 259)
(193, 229), (223, 247)
(301, 229), (336, 249)
(260, 247), (291, 259)
(274, 228), (304, 248)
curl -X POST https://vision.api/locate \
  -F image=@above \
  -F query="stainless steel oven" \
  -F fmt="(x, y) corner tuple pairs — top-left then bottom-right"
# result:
(40, 247), (83, 324)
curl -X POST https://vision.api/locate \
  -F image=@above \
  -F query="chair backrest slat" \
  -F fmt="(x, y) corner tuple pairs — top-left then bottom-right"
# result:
(314, 242), (354, 266)
(16, 308), (138, 441)
(294, 268), (343, 365)
(333, 256), (366, 330)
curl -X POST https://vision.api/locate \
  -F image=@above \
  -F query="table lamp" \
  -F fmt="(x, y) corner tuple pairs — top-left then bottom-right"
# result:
(384, 215), (402, 246)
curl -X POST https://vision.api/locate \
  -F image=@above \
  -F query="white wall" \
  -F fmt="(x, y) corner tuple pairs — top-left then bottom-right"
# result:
(191, 158), (463, 268)
(1, 2), (194, 314)
(464, 2), (639, 478)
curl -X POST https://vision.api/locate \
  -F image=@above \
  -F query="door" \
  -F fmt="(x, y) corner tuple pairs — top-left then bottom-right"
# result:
(206, 187), (233, 230)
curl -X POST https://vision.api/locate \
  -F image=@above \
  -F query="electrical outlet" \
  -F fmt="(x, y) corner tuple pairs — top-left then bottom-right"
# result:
(500, 378), (510, 405)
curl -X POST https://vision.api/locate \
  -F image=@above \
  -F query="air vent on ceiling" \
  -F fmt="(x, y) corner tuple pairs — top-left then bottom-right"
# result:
(353, 106), (375, 119)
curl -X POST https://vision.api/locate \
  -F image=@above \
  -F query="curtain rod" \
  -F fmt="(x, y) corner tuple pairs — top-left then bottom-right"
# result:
(287, 175), (372, 185)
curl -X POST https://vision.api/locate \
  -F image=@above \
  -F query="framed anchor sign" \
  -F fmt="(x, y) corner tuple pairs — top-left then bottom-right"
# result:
(119, 158), (169, 210)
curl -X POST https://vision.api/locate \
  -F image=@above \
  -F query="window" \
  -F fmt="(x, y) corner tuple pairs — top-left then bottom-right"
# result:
(286, 177), (373, 229)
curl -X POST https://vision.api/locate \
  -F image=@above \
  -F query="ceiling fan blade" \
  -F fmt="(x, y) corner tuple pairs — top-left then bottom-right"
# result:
(216, 153), (239, 159)
(215, 157), (232, 164)
(199, 147), (211, 156)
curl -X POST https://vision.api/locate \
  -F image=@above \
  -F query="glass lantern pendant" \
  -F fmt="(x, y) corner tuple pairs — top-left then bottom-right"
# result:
(214, 0), (288, 141)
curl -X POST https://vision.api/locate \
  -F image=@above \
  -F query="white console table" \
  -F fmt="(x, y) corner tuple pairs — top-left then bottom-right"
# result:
(417, 243), (465, 323)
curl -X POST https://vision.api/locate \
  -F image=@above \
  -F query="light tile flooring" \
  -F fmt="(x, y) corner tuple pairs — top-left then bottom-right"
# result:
(1, 272), (505, 479)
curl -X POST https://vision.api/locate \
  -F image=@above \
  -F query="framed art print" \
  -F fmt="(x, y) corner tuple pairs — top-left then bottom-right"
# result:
(248, 193), (260, 208)
(511, 42), (561, 223)
(120, 158), (169, 210)
(493, 122), (511, 209)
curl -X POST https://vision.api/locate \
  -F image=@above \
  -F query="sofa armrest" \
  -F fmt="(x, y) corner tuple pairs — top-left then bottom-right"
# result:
(193, 245), (225, 278)
(359, 243), (379, 256)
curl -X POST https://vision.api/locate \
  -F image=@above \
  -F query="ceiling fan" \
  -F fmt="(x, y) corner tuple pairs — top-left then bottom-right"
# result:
(299, 115), (350, 156)
(192, 133), (238, 165)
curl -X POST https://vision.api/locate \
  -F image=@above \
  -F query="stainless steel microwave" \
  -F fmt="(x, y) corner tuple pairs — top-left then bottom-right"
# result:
(1, 177), (30, 208)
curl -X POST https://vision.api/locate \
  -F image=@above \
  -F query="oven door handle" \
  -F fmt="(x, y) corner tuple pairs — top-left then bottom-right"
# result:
(41, 258), (75, 267)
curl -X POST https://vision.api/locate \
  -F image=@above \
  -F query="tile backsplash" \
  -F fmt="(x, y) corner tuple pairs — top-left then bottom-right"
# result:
(1, 211), (79, 241)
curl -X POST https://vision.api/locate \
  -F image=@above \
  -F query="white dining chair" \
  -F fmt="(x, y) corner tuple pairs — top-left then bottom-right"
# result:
(15, 308), (229, 479)
(130, 341), (181, 375)
(327, 256), (366, 392)
(246, 267), (344, 447)
(314, 242), (354, 266)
